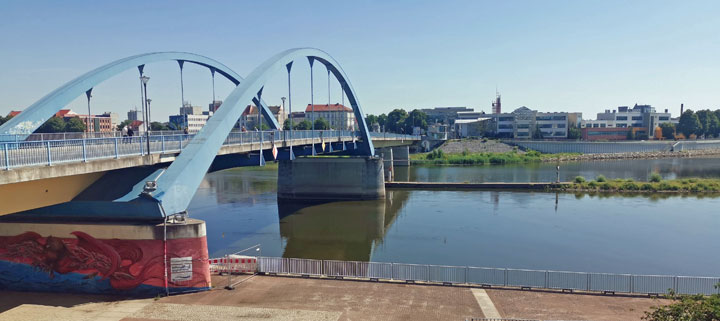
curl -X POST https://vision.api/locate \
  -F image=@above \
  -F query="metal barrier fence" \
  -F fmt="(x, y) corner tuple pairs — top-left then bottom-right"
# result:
(505, 139), (720, 154)
(0, 130), (420, 170)
(256, 257), (720, 296)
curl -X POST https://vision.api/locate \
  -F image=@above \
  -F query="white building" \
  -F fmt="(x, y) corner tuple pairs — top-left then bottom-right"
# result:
(238, 105), (286, 130)
(491, 107), (581, 139)
(586, 104), (672, 138)
(305, 104), (356, 130)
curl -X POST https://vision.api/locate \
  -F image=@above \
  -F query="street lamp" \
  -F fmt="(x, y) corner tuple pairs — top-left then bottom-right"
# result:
(141, 75), (150, 154)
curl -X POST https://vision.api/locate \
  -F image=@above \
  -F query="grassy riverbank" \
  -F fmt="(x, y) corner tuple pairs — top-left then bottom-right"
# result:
(411, 149), (579, 165)
(561, 175), (720, 193)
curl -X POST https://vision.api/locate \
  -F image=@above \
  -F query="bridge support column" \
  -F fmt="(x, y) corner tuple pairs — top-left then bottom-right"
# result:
(377, 148), (394, 182)
(277, 157), (385, 200)
(0, 218), (210, 296)
(391, 146), (410, 167)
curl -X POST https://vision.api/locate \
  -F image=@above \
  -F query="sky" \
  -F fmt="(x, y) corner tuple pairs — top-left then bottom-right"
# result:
(1, 0), (719, 122)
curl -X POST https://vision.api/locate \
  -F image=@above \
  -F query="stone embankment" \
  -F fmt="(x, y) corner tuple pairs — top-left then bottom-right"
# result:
(438, 139), (521, 154)
(540, 148), (720, 162)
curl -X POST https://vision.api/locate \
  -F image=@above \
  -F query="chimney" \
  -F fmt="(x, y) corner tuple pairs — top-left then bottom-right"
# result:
(665, 109), (668, 113)
(681, 103), (684, 114)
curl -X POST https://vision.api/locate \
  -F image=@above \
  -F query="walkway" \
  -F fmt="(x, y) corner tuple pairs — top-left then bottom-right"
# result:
(0, 275), (669, 321)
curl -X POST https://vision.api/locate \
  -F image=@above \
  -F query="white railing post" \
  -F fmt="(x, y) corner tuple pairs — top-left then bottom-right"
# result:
(46, 141), (52, 166)
(82, 139), (87, 162)
(3, 143), (9, 170)
(161, 135), (165, 152)
(139, 137), (144, 155)
(114, 137), (119, 159)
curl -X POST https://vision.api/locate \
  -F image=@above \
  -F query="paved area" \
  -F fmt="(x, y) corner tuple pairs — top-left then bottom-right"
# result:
(0, 275), (671, 321)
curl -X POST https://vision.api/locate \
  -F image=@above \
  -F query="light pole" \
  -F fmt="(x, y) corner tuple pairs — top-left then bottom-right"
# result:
(141, 75), (150, 154)
(85, 88), (93, 136)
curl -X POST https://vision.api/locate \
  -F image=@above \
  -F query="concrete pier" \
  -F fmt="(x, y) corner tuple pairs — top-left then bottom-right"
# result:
(391, 146), (410, 167)
(277, 157), (385, 200)
(0, 218), (210, 296)
(378, 148), (394, 181)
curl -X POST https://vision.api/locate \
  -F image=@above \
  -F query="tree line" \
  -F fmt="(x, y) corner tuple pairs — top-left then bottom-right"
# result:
(661, 109), (720, 139)
(365, 109), (428, 134)
(0, 114), (86, 133)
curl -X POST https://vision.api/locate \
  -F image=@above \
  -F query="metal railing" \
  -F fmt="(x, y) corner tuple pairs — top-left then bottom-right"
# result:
(256, 257), (720, 296)
(0, 130), (419, 170)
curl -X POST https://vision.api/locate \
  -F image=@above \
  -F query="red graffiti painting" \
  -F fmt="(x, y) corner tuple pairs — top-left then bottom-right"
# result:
(0, 231), (210, 291)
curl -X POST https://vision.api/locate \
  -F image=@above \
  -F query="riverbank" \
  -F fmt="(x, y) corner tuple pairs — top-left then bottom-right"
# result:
(412, 147), (720, 165)
(0, 275), (670, 321)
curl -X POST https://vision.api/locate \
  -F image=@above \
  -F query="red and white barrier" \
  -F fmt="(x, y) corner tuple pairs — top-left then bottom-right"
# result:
(209, 255), (257, 274)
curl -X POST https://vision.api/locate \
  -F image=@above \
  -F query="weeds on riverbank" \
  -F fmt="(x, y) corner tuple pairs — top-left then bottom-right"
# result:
(412, 149), (580, 165)
(562, 176), (720, 193)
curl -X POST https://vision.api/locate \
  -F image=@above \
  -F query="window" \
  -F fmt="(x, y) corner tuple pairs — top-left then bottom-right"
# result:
(600, 124), (606, 128)
(499, 117), (513, 121)
(498, 124), (512, 129)
(552, 116), (566, 120)
(659, 116), (669, 121)
(536, 116), (552, 121)
(517, 124), (530, 129)
(632, 123), (643, 127)
(617, 123), (628, 128)
(631, 116), (642, 120)
(554, 131), (565, 136)
(593, 124), (599, 128)
(616, 116), (627, 121)
(516, 132), (529, 136)
(538, 124), (553, 128)
(557, 124), (566, 128)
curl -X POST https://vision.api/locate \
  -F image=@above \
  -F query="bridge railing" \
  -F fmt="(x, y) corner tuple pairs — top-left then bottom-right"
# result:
(257, 257), (720, 296)
(1, 130), (418, 170)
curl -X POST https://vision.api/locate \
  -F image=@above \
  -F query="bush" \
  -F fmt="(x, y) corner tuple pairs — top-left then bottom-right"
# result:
(600, 182), (612, 190)
(596, 175), (607, 182)
(574, 176), (586, 183)
(588, 181), (598, 188)
(641, 183), (655, 191)
(649, 173), (662, 183)
(621, 182), (640, 190)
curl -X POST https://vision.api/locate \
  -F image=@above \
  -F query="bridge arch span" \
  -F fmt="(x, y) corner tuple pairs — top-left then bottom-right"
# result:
(151, 48), (375, 215)
(0, 52), (279, 137)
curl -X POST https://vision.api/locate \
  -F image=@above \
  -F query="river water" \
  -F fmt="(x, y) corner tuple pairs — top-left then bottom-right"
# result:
(189, 157), (720, 276)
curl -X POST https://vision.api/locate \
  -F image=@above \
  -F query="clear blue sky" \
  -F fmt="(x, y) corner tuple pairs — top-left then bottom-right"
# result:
(1, 0), (719, 122)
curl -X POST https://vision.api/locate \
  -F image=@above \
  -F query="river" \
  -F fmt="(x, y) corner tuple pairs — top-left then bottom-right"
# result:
(188, 157), (720, 276)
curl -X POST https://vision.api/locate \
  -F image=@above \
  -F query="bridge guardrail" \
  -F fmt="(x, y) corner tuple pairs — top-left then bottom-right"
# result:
(256, 257), (720, 296)
(0, 130), (418, 170)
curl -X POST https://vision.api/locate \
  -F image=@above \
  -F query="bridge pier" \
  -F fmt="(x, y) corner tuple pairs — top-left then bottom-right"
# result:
(277, 157), (385, 200)
(0, 218), (210, 296)
(391, 146), (410, 167)
(377, 148), (394, 181)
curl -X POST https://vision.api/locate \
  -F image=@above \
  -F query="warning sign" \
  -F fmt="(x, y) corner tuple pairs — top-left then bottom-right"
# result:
(170, 257), (193, 282)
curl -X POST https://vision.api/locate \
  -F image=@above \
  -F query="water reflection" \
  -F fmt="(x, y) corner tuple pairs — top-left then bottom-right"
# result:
(277, 191), (410, 261)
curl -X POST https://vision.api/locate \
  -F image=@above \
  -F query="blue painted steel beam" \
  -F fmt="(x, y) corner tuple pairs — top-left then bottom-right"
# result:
(0, 52), (279, 137)
(141, 48), (375, 215)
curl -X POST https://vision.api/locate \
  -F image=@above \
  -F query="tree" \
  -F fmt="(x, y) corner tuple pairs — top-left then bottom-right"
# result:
(365, 114), (378, 126)
(0, 115), (9, 126)
(314, 117), (330, 130)
(377, 113), (388, 130)
(64, 117), (86, 132)
(532, 125), (544, 139)
(402, 109), (428, 134)
(626, 129), (635, 140)
(386, 109), (408, 133)
(568, 125), (581, 140)
(677, 110), (702, 138)
(150, 122), (170, 131)
(117, 120), (132, 131)
(36, 117), (67, 133)
(294, 120), (312, 130)
(659, 123), (675, 140)
(283, 119), (292, 130)
(695, 110), (719, 138)
(642, 292), (720, 321)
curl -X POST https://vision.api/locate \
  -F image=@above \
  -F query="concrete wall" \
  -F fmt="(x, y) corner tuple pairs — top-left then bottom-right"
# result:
(277, 157), (385, 200)
(0, 219), (210, 296)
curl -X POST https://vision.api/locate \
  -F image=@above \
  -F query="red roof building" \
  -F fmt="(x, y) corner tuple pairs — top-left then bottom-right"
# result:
(304, 104), (356, 130)
(7, 111), (21, 117)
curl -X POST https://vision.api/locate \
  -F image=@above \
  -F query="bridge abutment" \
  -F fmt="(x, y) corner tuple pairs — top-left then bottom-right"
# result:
(0, 218), (210, 296)
(277, 157), (385, 200)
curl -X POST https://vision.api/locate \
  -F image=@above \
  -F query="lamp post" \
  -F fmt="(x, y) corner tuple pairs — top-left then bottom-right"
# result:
(141, 76), (150, 154)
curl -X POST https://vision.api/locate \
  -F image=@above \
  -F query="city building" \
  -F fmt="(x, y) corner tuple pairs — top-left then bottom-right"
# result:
(427, 123), (450, 140)
(102, 112), (119, 130)
(288, 112), (306, 127)
(454, 117), (491, 138)
(491, 93), (502, 114)
(238, 105), (286, 130)
(490, 107), (581, 139)
(179, 103), (203, 116)
(304, 104), (356, 130)
(127, 109), (140, 121)
(128, 120), (144, 135)
(169, 114), (209, 133)
(581, 104), (672, 140)
(7, 111), (21, 117)
(209, 100), (222, 113)
(420, 106), (474, 124)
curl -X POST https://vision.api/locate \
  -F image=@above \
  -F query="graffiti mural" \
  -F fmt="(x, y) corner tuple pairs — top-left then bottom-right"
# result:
(0, 231), (210, 296)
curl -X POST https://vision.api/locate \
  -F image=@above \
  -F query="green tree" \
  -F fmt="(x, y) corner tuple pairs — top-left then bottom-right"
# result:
(365, 114), (378, 126)
(150, 121), (170, 131)
(117, 119), (132, 131)
(568, 125), (581, 140)
(386, 109), (408, 133)
(377, 113), (388, 129)
(677, 110), (702, 138)
(402, 109), (428, 134)
(642, 292), (720, 321)
(294, 120), (312, 130)
(0, 115), (9, 126)
(626, 129), (636, 140)
(314, 117), (330, 130)
(36, 117), (67, 133)
(659, 123), (675, 139)
(532, 125), (544, 139)
(283, 119), (292, 130)
(64, 117), (86, 132)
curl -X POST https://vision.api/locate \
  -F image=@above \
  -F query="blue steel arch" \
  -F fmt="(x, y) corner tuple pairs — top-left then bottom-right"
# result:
(0, 52), (280, 137)
(147, 48), (376, 215)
